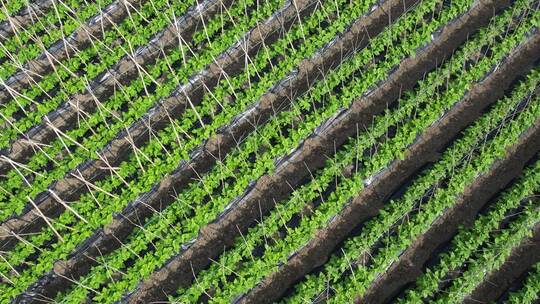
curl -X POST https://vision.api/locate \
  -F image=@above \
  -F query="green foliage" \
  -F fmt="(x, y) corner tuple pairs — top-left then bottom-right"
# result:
(433, 180), (539, 303)
(400, 156), (540, 302)
(51, 0), (381, 301)
(0, 0), (281, 219)
(1, 0), (538, 303)
(324, 54), (540, 304)
(0, 0), (192, 147)
(506, 262), (540, 304)
(284, 2), (540, 301)
(0, 0), (114, 74)
(165, 0), (532, 301)
(0, 0), (285, 301)
(0, 0), (28, 22)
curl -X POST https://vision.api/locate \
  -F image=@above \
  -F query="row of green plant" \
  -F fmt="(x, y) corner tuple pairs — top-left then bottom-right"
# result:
(0, 0), (193, 209)
(1, 1), (536, 302)
(0, 0), (113, 73)
(50, 0), (442, 296)
(43, 0), (384, 301)
(398, 150), (540, 302)
(63, 0), (464, 299)
(317, 39), (540, 304)
(0, 0), (190, 147)
(214, 4), (536, 302)
(86, 0), (516, 300)
(0, 0), (288, 276)
(166, 8), (511, 298)
(0, 0), (302, 280)
(4, 0), (524, 300)
(0, 0), (37, 22)
(0, 0), (356, 266)
(266, 3), (540, 302)
(432, 184), (540, 303)
(286, 71), (538, 304)
(506, 262), (540, 304)
(0, 0), (280, 220)
(0, 0), (352, 300)
(187, 0), (530, 300)
(0, 0), (270, 178)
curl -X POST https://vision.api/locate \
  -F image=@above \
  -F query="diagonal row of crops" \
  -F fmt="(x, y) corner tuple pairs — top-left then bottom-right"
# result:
(1, 0), (540, 303)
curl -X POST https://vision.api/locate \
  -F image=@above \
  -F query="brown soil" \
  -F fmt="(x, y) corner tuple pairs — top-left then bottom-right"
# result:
(4, 0), (536, 303)
(120, 0), (505, 301)
(0, 0), (320, 252)
(234, 0), (531, 303)
(463, 222), (540, 304)
(355, 116), (540, 304)
(0, 0), (145, 105)
(0, 0), (239, 250)
(0, 0), (54, 43)
(14, 0), (325, 301)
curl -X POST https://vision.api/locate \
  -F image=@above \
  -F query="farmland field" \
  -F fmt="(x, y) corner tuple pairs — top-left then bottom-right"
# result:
(0, 0), (539, 303)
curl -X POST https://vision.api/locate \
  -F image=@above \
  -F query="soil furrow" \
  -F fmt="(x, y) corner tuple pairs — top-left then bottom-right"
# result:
(0, 0), (54, 42)
(0, 0), (145, 104)
(121, 0), (510, 302)
(234, 7), (540, 304)
(0, 0), (240, 250)
(0, 0), (231, 172)
(0, 0), (322, 250)
(462, 223), (540, 304)
(13, 0), (324, 300)
(2, 0), (538, 303)
(355, 116), (540, 304)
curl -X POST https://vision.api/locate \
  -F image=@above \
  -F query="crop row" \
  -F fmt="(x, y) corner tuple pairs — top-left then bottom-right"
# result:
(0, 0), (114, 76)
(201, 7), (536, 299)
(0, 0), (53, 21)
(0, 0), (189, 148)
(0, 0), (306, 251)
(397, 150), (540, 302)
(297, 53), (540, 304)
(0, 0), (280, 221)
(45, 0), (392, 300)
(2, 0), (539, 303)
(127, 0), (536, 300)
(158, 0), (532, 300)
(21, 0), (420, 300)
(282, 10), (538, 298)
(0, 0), (364, 300)
(38, 0), (449, 300)
(168, 18), (507, 300)
(431, 167), (539, 303)
(0, 0), (285, 270)
(0, 0), (47, 22)
(0, 0), (285, 299)
(506, 262), (540, 304)
(0, 1), (24, 21)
